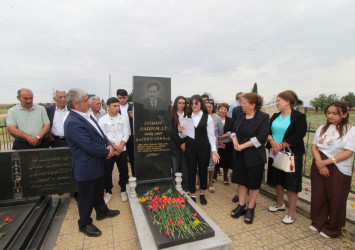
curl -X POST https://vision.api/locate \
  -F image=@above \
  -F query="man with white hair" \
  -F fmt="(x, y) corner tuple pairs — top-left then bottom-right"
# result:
(46, 90), (69, 147)
(64, 88), (119, 237)
(89, 96), (106, 121)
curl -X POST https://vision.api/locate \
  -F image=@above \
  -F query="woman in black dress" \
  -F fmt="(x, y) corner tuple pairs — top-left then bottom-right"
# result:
(171, 96), (188, 191)
(230, 93), (269, 224)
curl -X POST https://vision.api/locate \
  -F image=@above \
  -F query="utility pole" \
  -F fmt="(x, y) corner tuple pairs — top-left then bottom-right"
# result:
(108, 74), (112, 98)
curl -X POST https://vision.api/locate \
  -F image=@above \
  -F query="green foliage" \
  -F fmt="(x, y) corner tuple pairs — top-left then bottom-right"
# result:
(128, 92), (134, 103)
(341, 92), (355, 109)
(310, 93), (338, 112)
(251, 83), (258, 94)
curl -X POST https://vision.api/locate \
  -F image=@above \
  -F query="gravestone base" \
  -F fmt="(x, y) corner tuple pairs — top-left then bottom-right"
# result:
(127, 180), (232, 250)
(0, 195), (67, 250)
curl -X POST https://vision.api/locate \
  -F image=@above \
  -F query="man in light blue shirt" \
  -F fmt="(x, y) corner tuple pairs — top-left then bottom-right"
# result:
(228, 92), (243, 118)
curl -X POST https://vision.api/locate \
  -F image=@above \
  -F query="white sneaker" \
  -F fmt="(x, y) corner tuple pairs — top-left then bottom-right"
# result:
(282, 215), (296, 224)
(320, 232), (331, 239)
(121, 192), (128, 202)
(309, 225), (318, 232)
(104, 193), (112, 204)
(268, 203), (286, 212)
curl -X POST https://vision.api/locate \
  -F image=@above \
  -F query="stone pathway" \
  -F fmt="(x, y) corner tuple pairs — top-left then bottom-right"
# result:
(54, 169), (353, 249)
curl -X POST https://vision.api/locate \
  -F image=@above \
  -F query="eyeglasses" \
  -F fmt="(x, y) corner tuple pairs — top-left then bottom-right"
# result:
(204, 100), (214, 104)
(178, 102), (185, 105)
(191, 101), (200, 106)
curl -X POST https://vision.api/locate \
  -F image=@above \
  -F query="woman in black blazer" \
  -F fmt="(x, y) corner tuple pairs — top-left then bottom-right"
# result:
(216, 103), (234, 184)
(171, 96), (188, 191)
(230, 93), (270, 224)
(266, 90), (307, 224)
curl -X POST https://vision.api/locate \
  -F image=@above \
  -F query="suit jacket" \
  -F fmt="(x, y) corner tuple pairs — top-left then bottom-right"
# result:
(233, 110), (270, 167)
(268, 109), (307, 155)
(46, 104), (71, 130)
(142, 97), (170, 111)
(64, 110), (111, 182)
(170, 118), (185, 156)
(232, 106), (243, 126)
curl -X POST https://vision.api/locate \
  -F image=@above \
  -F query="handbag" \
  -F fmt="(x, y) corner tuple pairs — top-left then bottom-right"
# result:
(272, 146), (295, 173)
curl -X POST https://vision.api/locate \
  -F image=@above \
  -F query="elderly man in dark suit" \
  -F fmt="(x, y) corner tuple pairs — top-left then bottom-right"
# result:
(64, 88), (119, 237)
(46, 90), (69, 147)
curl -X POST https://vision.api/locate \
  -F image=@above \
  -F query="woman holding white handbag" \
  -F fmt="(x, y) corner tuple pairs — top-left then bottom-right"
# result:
(266, 90), (307, 224)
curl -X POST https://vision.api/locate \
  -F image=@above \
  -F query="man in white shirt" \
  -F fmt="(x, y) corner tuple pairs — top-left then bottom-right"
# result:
(46, 90), (70, 147)
(99, 97), (130, 204)
(89, 96), (106, 121)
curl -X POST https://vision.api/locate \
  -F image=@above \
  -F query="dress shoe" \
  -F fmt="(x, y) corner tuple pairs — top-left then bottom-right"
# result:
(191, 196), (196, 202)
(96, 209), (120, 221)
(79, 223), (102, 237)
(200, 195), (207, 205)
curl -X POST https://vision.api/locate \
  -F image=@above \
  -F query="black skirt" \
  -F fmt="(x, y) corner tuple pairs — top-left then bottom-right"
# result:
(217, 141), (233, 169)
(231, 151), (264, 190)
(267, 154), (303, 193)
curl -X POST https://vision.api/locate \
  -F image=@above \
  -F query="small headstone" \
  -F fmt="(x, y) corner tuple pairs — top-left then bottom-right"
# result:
(0, 148), (77, 200)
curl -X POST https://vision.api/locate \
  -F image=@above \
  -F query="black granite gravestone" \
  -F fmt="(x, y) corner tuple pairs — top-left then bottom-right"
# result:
(0, 148), (77, 201)
(133, 76), (172, 182)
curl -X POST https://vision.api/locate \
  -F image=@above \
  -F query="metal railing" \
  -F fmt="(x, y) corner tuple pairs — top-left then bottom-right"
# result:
(0, 123), (13, 150)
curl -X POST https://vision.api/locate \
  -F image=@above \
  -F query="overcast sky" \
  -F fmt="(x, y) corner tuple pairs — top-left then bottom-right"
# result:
(1, 0), (354, 105)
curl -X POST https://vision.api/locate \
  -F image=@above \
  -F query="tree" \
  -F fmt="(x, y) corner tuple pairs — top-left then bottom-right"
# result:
(310, 94), (327, 112)
(326, 94), (339, 104)
(128, 92), (134, 103)
(251, 83), (258, 94)
(341, 92), (355, 109)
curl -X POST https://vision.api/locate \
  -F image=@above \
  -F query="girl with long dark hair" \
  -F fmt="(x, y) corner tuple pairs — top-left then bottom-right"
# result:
(310, 101), (355, 238)
(170, 96), (188, 191)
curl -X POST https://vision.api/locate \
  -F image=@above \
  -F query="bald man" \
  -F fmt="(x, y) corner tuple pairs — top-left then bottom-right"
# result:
(7, 88), (50, 149)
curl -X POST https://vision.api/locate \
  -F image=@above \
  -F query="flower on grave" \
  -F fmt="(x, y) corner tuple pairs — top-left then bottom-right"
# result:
(3, 216), (11, 223)
(140, 187), (208, 240)
(305, 188), (309, 191)
(0, 212), (13, 239)
(153, 186), (160, 191)
(351, 203), (355, 208)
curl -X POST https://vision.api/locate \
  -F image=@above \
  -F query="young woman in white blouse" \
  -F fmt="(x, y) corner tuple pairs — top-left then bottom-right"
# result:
(178, 95), (220, 205)
(311, 101), (355, 238)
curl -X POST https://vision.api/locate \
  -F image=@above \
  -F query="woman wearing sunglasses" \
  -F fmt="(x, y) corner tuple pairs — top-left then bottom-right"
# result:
(178, 95), (220, 205)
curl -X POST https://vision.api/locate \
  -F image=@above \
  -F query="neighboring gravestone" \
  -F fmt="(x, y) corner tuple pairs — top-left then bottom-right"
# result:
(0, 148), (77, 200)
(133, 76), (172, 182)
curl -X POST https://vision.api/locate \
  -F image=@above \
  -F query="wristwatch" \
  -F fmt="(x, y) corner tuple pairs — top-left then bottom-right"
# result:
(36, 135), (42, 141)
(331, 157), (337, 164)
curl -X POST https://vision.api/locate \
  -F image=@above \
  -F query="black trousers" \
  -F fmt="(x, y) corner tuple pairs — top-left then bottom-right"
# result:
(185, 141), (210, 193)
(50, 137), (68, 147)
(13, 139), (50, 149)
(104, 151), (129, 193)
(126, 136), (135, 176)
(77, 176), (108, 228)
